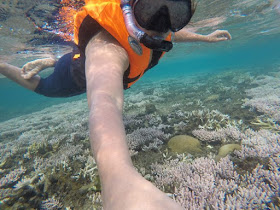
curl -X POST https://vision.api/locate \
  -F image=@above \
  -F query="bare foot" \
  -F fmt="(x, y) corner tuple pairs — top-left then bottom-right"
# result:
(21, 58), (56, 79)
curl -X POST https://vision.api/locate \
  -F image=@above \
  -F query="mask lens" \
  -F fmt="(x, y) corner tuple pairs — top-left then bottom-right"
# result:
(133, 0), (192, 32)
(133, 0), (161, 28)
(167, 1), (192, 31)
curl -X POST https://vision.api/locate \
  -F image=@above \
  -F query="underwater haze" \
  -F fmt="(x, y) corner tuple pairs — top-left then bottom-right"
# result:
(0, 0), (280, 209)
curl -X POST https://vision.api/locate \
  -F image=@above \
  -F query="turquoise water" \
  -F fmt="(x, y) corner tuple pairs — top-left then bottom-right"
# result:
(1, 34), (279, 122)
(147, 34), (280, 78)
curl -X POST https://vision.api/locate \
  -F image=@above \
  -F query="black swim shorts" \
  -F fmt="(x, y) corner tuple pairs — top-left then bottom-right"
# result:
(34, 52), (86, 97)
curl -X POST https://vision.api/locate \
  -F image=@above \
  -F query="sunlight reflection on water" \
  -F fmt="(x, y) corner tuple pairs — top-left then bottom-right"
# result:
(0, 0), (279, 64)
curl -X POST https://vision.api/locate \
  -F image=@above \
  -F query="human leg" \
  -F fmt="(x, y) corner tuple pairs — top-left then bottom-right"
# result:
(0, 62), (40, 91)
(0, 53), (86, 97)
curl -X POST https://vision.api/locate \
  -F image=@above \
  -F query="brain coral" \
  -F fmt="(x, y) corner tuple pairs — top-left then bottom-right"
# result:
(168, 135), (202, 154)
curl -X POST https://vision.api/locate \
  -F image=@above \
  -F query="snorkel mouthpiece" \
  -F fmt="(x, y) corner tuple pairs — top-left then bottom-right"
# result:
(140, 34), (173, 52)
(121, 0), (173, 52)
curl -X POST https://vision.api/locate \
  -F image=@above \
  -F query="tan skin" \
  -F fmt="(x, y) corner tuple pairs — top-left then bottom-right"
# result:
(0, 27), (231, 209)
(84, 30), (184, 209)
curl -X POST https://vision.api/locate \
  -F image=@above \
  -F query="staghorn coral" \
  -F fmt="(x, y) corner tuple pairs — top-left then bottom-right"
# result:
(152, 117), (280, 209)
(250, 116), (280, 133)
(13, 173), (44, 191)
(243, 75), (280, 121)
(0, 188), (13, 200)
(74, 155), (98, 182)
(126, 127), (170, 155)
(235, 129), (280, 159)
(40, 196), (63, 210)
(192, 126), (245, 143)
(33, 144), (83, 173)
(152, 153), (279, 209)
(167, 108), (243, 133)
(0, 167), (26, 188)
(0, 99), (97, 209)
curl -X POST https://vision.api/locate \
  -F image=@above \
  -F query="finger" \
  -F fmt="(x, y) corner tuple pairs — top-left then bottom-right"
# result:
(218, 37), (230, 41)
(222, 34), (231, 40)
(226, 33), (232, 40)
(220, 31), (232, 40)
(216, 33), (231, 40)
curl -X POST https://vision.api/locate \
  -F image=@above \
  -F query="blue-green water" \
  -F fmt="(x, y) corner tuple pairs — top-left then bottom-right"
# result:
(147, 34), (280, 79)
(1, 34), (279, 122)
(1, 0), (279, 122)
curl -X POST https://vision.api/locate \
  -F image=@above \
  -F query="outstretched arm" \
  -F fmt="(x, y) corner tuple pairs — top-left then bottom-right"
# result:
(21, 58), (56, 79)
(174, 29), (232, 42)
(85, 30), (183, 210)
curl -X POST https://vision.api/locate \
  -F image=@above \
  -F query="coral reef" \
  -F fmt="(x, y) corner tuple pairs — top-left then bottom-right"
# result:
(192, 126), (246, 144)
(151, 153), (279, 209)
(216, 144), (241, 161)
(127, 127), (170, 155)
(167, 135), (202, 154)
(243, 75), (280, 121)
(0, 66), (279, 209)
(0, 0), (279, 208)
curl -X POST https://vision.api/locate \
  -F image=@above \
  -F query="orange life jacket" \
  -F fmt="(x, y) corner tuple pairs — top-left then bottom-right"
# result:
(74, 0), (172, 88)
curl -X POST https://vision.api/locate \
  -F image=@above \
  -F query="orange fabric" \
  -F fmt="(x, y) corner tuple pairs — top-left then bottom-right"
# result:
(74, 0), (171, 88)
(73, 54), (81, 59)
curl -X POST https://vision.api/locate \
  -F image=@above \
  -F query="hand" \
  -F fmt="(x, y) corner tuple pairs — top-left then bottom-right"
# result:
(206, 30), (232, 42)
(21, 58), (56, 79)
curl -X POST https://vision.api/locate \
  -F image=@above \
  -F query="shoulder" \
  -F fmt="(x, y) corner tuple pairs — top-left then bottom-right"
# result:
(85, 29), (129, 73)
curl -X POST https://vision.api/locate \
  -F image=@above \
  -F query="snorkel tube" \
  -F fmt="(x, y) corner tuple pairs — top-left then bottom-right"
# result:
(120, 0), (173, 53)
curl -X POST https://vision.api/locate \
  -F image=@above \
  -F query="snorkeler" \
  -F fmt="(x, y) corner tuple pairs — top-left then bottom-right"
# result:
(0, 2), (231, 97)
(0, 0), (232, 209)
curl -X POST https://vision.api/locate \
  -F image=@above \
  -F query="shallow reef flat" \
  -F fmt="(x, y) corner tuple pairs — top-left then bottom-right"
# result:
(0, 66), (279, 209)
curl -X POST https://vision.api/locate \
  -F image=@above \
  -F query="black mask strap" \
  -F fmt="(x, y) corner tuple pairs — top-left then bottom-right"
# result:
(140, 34), (173, 52)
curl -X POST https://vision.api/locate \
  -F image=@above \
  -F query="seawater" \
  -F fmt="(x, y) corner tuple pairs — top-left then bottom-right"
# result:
(146, 34), (280, 79)
(0, 0), (280, 209)
(1, 34), (279, 122)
